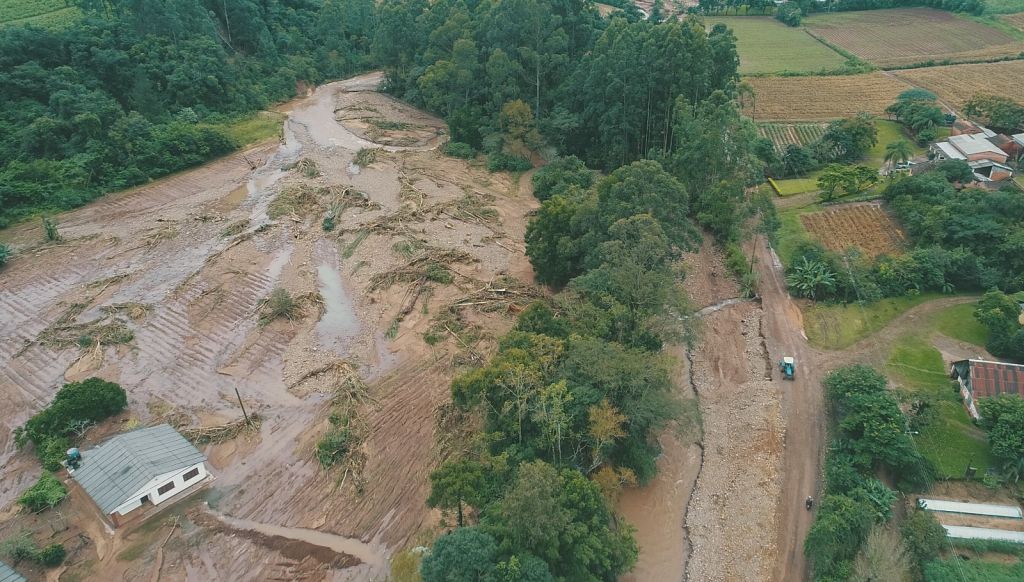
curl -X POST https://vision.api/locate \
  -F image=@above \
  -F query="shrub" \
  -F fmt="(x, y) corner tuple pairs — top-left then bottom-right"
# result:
(16, 378), (127, 469)
(0, 531), (38, 563)
(260, 288), (300, 325)
(354, 148), (379, 167)
(444, 142), (475, 159)
(487, 153), (532, 172)
(775, 3), (801, 26)
(42, 217), (61, 242)
(0, 532), (64, 568)
(424, 263), (453, 284)
(901, 508), (946, 566)
(36, 543), (65, 567)
(18, 473), (68, 513)
(0, 243), (10, 267)
(316, 413), (353, 469)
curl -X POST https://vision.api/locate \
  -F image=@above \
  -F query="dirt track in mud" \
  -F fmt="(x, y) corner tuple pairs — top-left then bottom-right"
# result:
(0, 72), (539, 580)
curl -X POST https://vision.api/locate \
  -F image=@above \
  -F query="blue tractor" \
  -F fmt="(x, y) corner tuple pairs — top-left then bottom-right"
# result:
(779, 357), (795, 381)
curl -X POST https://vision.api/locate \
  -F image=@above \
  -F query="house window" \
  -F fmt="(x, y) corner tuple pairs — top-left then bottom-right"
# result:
(157, 481), (175, 495)
(183, 467), (200, 481)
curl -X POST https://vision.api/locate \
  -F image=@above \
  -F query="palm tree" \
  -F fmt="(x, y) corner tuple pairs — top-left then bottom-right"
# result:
(883, 139), (914, 178)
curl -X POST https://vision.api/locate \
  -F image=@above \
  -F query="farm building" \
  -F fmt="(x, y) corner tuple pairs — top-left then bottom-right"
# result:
(70, 424), (208, 527)
(950, 359), (1024, 419)
(0, 561), (25, 582)
(929, 130), (1015, 183)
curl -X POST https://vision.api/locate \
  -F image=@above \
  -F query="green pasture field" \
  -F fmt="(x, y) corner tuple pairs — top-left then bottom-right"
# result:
(706, 16), (847, 75)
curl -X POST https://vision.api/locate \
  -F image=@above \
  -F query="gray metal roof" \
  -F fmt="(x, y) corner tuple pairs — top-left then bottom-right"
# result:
(72, 424), (205, 514)
(0, 561), (26, 582)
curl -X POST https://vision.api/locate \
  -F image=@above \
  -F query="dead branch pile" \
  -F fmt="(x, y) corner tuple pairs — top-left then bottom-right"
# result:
(398, 173), (425, 208)
(102, 302), (152, 320)
(433, 191), (499, 227)
(434, 402), (480, 461)
(295, 291), (326, 319)
(289, 360), (371, 404)
(450, 277), (544, 315)
(180, 414), (262, 445)
(368, 248), (476, 291)
(268, 184), (322, 219)
(33, 303), (135, 351)
(323, 185), (380, 210)
(424, 308), (486, 366)
(295, 158), (321, 178)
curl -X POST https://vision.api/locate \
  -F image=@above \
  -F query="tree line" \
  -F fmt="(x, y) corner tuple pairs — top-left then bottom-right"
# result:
(766, 0), (985, 27)
(806, 365), (943, 581)
(0, 0), (376, 227)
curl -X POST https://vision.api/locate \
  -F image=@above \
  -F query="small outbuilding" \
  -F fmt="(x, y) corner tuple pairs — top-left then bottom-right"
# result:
(70, 424), (208, 527)
(0, 560), (26, 582)
(950, 359), (1024, 419)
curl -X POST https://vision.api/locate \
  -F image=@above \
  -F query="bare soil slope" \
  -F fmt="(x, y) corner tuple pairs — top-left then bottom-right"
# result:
(0, 72), (538, 580)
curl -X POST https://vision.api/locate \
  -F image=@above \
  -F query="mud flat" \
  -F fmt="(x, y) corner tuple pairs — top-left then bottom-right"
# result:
(685, 303), (785, 582)
(0, 71), (538, 579)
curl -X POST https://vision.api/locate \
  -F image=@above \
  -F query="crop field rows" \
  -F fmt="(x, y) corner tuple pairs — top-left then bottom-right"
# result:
(800, 203), (907, 258)
(893, 60), (1024, 109)
(744, 72), (911, 121)
(0, 0), (79, 28)
(758, 123), (827, 152)
(805, 8), (1024, 68)
(1003, 12), (1024, 31)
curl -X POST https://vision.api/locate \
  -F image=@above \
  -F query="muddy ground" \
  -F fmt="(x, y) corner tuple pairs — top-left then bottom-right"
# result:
(0, 72), (539, 580)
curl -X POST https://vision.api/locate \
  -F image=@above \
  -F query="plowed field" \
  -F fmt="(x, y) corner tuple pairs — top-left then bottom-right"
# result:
(1004, 13), (1024, 32)
(759, 123), (828, 152)
(744, 73), (912, 121)
(800, 202), (907, 258)
(798, 201), (905, 257)
(805, 8), (1024, 68)
(892, 60), (1024, 109)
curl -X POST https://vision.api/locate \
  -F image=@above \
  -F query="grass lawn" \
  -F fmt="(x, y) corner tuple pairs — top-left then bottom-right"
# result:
(803, 293), (942, 350)
(925, 557), (1024, 581)
(886, 334), (995, 478)
(705, 17), (848, 75)
(985, 0), (1024, 14)
(933, 302), (988, 347)
(772, 174), (820, 196)
(209, 111), (286, 147)
(864, 120), (929, 168)
(775, 203), (819, 266)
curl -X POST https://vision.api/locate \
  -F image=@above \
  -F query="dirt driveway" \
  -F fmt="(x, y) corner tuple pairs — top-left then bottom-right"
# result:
(755, 240), (828, 582)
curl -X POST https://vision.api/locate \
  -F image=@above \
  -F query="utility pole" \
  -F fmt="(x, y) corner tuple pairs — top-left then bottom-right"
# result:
(234, 387), (250, 425)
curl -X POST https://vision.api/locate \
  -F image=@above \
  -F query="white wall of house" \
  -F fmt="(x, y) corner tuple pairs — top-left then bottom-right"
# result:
(111, 461), (208, 517)
(957, 376), (979, 420)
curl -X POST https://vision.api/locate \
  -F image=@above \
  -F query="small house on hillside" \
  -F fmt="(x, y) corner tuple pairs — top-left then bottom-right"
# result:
(0, 561), (26, 582)
(950, 359), (1024, 419)
(70, 424), (208, 527)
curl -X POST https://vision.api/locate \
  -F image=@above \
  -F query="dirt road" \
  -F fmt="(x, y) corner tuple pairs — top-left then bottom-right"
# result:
(755, 241), (828, 582)
(0, 72), (538, 580)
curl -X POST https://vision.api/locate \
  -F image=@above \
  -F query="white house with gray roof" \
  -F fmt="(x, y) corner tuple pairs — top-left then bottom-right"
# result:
(0, 561), (26, 582)
(70, 424), (208, 526)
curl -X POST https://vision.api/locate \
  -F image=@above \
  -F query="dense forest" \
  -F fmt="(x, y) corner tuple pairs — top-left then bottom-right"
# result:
(0, 0), (376, 226)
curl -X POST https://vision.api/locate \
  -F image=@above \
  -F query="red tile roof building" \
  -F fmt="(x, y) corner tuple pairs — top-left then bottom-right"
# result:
(950, 359), (1024, 419)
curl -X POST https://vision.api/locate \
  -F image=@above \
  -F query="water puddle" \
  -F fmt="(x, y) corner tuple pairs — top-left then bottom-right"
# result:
(204, 508), (389, 575)
(316, 263), (359, 353)
(266, 247), (293, 282)
(220, 184), (250, 210)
